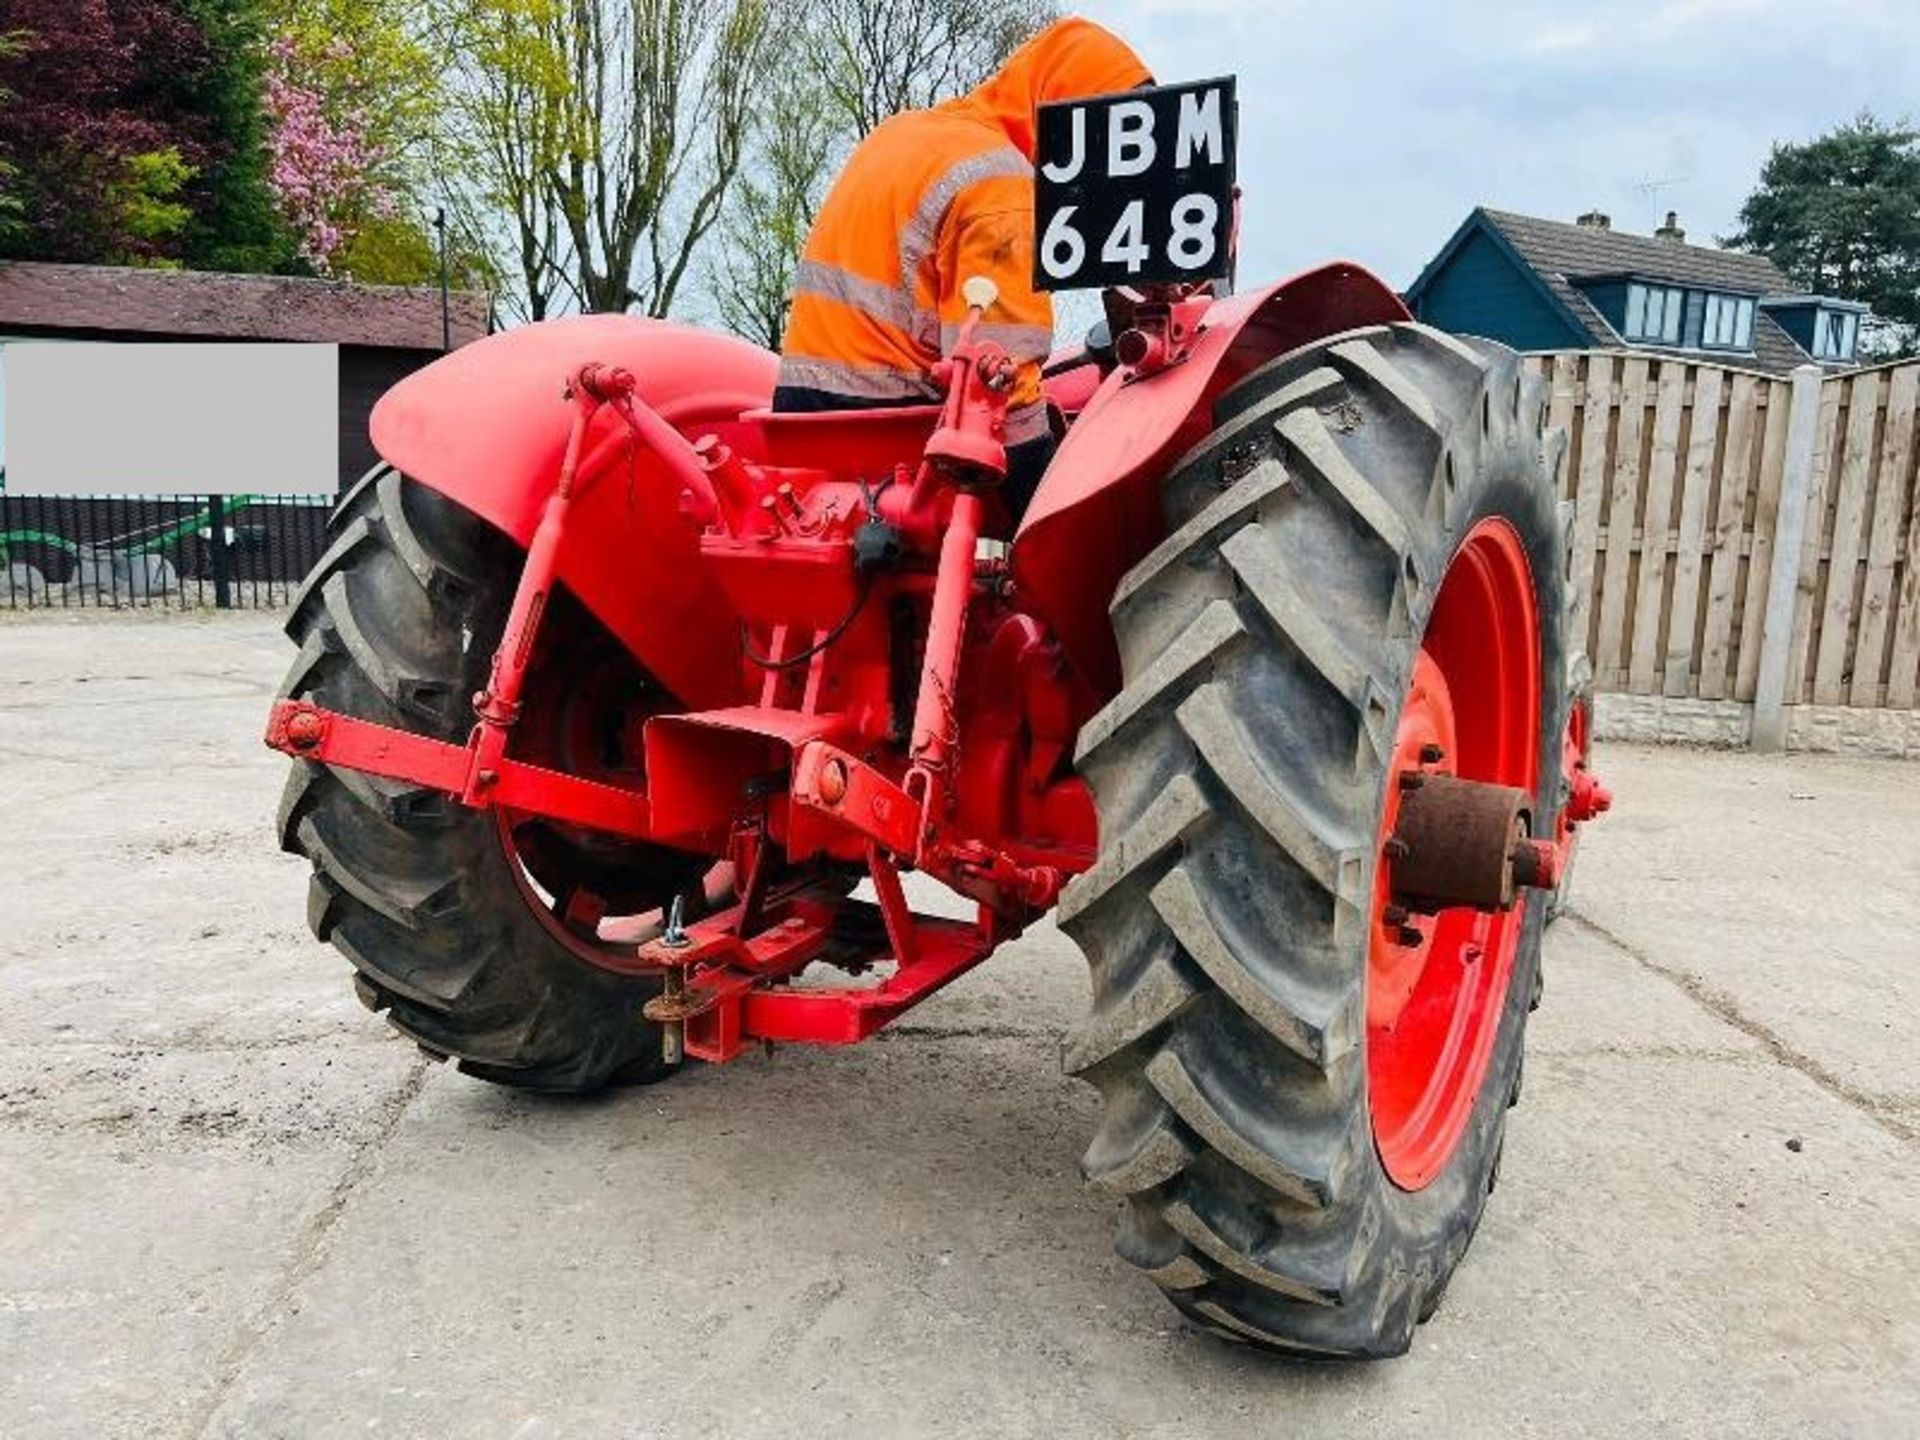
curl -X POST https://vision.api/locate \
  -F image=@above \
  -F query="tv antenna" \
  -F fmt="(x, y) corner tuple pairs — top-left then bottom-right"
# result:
(1630, 174), (1691, 228)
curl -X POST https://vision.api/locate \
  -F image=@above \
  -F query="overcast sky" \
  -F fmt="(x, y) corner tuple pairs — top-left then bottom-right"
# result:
(1081, 0), (1920, 291)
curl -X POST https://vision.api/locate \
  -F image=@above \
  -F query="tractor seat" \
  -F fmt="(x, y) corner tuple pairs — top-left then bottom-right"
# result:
(740, 404), (942, 477)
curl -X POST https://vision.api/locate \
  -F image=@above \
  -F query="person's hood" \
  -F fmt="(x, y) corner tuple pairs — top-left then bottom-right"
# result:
(945, 17), (1152, 159)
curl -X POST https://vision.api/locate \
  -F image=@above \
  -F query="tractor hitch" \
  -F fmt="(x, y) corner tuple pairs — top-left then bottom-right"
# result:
(635, 853), (998, 1064)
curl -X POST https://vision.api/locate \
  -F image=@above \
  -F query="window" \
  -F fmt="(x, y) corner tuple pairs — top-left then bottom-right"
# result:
(1700, 293), (1755, 351)
(1624, 283), (1683, 344)
(1812, 308), (1859, 362)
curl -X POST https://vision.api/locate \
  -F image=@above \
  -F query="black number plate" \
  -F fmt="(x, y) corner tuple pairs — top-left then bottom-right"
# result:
(1032, 76), (1237, 292)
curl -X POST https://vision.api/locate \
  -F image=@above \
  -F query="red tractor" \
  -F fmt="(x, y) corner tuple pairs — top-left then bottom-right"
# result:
(267, 90), (1608, 1357)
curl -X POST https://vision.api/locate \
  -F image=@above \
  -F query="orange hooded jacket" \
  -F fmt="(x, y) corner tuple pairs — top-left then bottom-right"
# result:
(774, 18), (1152, 447)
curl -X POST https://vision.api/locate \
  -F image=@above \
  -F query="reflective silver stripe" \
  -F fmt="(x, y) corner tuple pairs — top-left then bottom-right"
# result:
(898, 147), (1031, 329)
(792, 259), (925, 333)
(1005, 400), (1051, 446)
(939, 320), (1055, 359)
(776, 355), (939, 402)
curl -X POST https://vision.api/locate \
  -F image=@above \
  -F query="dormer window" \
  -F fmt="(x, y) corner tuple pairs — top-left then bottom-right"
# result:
(1624, 283), (1682, 344)
(1812, 308), (1859, 362)
(1700, 293), (1755, 351)
(1758, 296), (1867, 366)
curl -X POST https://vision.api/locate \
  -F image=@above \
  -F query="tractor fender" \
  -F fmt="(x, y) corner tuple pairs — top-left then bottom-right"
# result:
(1012, 262), (1410, 702)
(369, 314), (776, 710)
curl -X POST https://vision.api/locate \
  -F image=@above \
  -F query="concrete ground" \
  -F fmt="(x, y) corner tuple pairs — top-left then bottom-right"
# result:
(1, 610), (1915, 1440)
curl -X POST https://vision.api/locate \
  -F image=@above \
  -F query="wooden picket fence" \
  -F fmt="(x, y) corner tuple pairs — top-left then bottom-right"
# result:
(1526, 351), (1920, 720)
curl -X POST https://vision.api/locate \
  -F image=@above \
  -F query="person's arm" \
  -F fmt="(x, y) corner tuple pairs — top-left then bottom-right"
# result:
(942, 194), (1056, 517)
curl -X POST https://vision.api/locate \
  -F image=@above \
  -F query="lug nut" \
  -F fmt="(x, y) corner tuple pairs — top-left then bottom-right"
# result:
(1419, 743), (1447, 765)
(1398, 772), (1426, 792)
(1396, 923), (1424, 947)
(1383, 903), (1409, 925)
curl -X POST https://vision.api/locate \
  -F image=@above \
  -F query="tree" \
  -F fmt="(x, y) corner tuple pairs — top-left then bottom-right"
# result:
(703, 0), (1052, 347)
(174, 0), (299, 273)
(709, 58), (837, 348)
(263, 34), (395, 272)
(0, 0), (296, 270)
(430, 0), (775, 319)
(0, 1), (212, 263)
(1728, 113), (1920, 357)
(0, 29), (27, 245)
(261, 0), (445, 282)
(424, 0), (571, 319)
(804, 0), (1057, 138)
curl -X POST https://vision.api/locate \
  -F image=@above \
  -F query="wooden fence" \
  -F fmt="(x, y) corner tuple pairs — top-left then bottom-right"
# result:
(1526, 351), (1920, 741)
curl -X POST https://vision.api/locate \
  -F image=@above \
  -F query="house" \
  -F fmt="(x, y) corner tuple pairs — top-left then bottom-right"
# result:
(1404, 207), (1871, 374)
(0, 260), (491, 492)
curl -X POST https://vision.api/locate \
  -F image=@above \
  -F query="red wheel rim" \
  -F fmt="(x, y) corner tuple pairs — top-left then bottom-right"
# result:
(1367, 519), (1540, 1190)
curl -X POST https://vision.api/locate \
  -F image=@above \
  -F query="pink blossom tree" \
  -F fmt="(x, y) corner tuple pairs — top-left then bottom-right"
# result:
(262, 35), (396, 272)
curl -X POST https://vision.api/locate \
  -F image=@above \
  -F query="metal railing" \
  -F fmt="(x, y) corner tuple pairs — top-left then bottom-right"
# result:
(0, 491), (330, 610)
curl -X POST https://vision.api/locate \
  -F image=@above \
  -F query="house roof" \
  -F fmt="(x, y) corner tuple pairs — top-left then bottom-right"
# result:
(1477, 209), (1819, 374)
(1481, 208), (1794, 295)
(1407, 207), (1841, 375)
(0, 261), (490, 350)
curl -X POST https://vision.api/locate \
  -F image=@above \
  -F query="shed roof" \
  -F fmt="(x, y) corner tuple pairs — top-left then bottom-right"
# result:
(0, 261), (490, 350)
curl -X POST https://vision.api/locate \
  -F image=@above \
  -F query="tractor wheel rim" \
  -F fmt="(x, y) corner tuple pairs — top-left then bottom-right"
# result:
(495, 809), (670, 974)
(493, 811), (729, 977)
(1367, 518), (1540, 1190)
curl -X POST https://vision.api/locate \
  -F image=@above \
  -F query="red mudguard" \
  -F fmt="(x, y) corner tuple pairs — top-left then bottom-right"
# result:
(369, 314), (776, 710)
(1014, 262), (1410, 699)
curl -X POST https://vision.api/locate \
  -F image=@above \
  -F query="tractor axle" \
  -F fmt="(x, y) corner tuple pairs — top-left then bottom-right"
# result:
(1387, 771), (1562, 916)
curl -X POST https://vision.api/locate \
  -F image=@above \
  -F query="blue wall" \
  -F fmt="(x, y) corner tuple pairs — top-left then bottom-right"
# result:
(1411, 231), (1586, 352)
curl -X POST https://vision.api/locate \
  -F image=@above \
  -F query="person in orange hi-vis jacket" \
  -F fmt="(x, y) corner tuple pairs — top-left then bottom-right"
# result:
(774, 16), (1152, 522)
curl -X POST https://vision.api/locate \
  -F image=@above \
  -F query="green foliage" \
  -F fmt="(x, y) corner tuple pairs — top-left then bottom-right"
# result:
(175, 0), (302, 273)
(113, 149), (196, 253)
(710, 57), (839, 347)
(335, 211), (488, 288)
(265, 0), (441, 159)
(429, 0), (776, 319)
(0, 29), (23, 245)
(263, 0), (442, 244)
(1728, 113), (1920, 357)
(334, 213), (438, 285)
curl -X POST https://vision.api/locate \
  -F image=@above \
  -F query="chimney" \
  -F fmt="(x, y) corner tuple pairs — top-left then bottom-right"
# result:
(1576, 210), (1611, 230)
(1655, 210), (1686, 242)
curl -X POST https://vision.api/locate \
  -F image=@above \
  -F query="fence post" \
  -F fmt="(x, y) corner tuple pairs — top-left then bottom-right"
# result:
(1750, 365), (1824, 752)
(208, 494), (232, 610)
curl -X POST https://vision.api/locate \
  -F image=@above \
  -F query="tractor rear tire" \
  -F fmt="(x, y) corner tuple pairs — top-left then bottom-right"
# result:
(1061, 323), (1569, 1356)
(276, 467), (699, 1093)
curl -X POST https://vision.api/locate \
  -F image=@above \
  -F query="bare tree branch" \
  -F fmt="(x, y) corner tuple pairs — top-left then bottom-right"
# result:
(429, 0), (774, 317)
(703, 0), (1052, 346)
